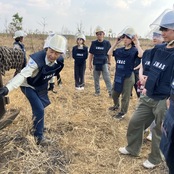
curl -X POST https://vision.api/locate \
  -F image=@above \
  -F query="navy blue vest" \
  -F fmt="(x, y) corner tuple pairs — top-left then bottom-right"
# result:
(27, 50), (64, 91)
(13, 41), (27, 67)
(145, 46), (174, 100)
(142, 49), (152, 76)
(142, 43), (166, 76)
(72, 45), (88, 64)
(113, 46), (138, 78)
(113, 46), (138, 93)
(89, 40), (111, 65)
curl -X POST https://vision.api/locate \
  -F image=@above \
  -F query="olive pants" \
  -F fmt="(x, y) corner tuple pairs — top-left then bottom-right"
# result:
(126, 95), (167, 164)
(112, 73), (135, 113)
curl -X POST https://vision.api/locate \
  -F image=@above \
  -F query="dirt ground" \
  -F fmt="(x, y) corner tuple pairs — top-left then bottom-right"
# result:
(0, 35), (168, 174)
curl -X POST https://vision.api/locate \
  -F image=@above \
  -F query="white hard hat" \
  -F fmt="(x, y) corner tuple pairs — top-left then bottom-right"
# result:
(153, 30), (162, 38)
(123, 27), (136, 39)
(13, 30), (27, 39)
(150, 9), (174, 29)
(48, 34), (67, 53)
(43, 33), (55, 49)
(118, 26), (136, 39)
(95, 26), (105, 34)
(160, 10), (174, 29)
(76, 33), (86, 41)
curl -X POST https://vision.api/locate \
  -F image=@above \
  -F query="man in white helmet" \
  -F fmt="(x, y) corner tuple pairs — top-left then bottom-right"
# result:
(118, 9), (174, 169)
(43, 33), (64, 92)
(139, 28), (164, 142)
(0, 34), (67, 146)
(88, 26), (112, 96)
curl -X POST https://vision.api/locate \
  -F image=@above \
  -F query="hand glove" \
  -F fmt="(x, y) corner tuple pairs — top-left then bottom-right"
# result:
(0, 87), (9, 96)
(48, 83), (54, 91)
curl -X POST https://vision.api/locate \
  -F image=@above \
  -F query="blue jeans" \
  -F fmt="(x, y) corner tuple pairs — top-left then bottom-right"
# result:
(21, 87), (45, 139)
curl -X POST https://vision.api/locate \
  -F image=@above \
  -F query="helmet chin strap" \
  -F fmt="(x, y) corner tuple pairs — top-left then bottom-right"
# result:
(167, 40), (174, 48)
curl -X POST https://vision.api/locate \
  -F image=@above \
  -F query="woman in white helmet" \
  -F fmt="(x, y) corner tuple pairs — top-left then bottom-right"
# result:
(72, 33), (88, 90)
(108, 27), (143, 119)
(13, 30), (27, 75)
(0, 34), (67, 146)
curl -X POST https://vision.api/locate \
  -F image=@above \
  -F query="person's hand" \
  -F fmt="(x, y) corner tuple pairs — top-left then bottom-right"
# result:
(132, 35), (140, 46)
(115, 36), (122, 45)
(139, 75), (147, 86)
(141, 88), (147, 95)
(0, 87), (9, 96)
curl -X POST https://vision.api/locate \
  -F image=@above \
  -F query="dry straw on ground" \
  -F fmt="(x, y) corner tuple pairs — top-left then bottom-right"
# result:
(0, 34), (168, 174)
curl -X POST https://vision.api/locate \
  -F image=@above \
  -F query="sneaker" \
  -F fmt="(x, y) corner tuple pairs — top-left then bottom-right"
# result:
(109, 105), (119, 111)
(113, 112), (125, 119)
(75, 87), (81, 90)
(143, 160), (156, 169)
(94, 93), (100, 96)
(118, 147), (130, 155)
(35, 137), (52, 146)
(146, 132), (152, 141)
(80, 87), (84, 90)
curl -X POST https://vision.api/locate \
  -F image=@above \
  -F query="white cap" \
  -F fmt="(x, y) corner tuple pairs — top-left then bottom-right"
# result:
(76, 33), (86, 41)
(48, 34), (67, 53)
(13, 30), (27, 39)
(95, 26), (105, 34)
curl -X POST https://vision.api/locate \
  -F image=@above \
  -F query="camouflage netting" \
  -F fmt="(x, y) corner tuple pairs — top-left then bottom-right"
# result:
(0, 46), (24, 76)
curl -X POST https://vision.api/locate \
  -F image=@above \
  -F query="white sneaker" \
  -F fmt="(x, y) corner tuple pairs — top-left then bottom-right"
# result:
(143, 160), (156, 169)
(146, 132), (152, 141)
(75, 87), (80, 90)
(80, 87), (84, 90)
(118, 147), (130, 155)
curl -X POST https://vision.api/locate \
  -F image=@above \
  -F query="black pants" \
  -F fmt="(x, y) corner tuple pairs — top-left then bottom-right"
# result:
(74, 62), (86, 87)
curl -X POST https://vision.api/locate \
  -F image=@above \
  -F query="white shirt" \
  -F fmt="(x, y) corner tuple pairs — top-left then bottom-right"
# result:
(6, 55), (55, 92)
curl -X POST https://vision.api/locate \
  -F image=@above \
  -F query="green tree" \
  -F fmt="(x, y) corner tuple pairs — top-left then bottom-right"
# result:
(8, 13), (23, 33)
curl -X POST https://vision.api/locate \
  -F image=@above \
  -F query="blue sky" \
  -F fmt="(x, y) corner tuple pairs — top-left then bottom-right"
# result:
(0, 0), (173, 37)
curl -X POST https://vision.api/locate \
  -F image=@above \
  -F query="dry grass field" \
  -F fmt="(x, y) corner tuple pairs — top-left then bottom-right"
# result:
(0, 34), (168, 174)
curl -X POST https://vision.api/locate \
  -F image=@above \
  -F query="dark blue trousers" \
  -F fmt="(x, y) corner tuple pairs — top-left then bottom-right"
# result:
(74, 62), (86, 87)
(21, 87), (45, 139)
